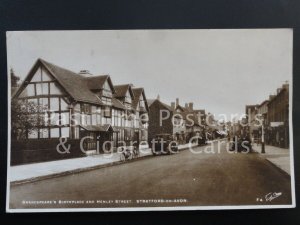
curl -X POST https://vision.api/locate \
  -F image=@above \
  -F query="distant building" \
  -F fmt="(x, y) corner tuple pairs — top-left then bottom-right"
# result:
(244, 83), (289, 148)
(267, 83), (289, 148)
(245, 104), (260, 141)
(147, 98), (175, 142)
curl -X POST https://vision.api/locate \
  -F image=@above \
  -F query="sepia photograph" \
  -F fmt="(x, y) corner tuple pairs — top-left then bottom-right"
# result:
(6, 29), (295, 212)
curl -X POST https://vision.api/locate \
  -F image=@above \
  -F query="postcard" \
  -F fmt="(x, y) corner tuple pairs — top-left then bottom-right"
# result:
(6, 29), (295, 212)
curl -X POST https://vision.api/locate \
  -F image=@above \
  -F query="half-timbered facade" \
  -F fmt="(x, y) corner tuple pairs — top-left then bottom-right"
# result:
(12, 58), (149, 153)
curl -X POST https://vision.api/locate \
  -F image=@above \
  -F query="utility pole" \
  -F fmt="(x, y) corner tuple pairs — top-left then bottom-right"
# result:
(261, 117), (265, 154)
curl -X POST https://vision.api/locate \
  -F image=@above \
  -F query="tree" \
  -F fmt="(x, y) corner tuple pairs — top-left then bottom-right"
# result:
(10, 68), (20, 87)
(11, 99), (48, 140)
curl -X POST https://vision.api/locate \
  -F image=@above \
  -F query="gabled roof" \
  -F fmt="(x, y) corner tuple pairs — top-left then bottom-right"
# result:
(13, 58), (116, 105)
(175, 104), (188, 113)
(132, 88), (149, 112)
(40, 59), (102, 104)
(85, 75), (115, 92)
(147, 98), (174, 112)
(147, 99), (156, 107)
(112, 97), (126, 110)
(114, 84), (134, 99)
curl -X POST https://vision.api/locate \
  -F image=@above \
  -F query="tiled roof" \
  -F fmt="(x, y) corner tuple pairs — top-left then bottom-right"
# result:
(132, 88), (143, 109)
(132, 88), (149, 112)
(114, 84), (131, 98)
(40, 59), (103, 105)
(85, 75), (111, 90)
(112, 97), (126, 110)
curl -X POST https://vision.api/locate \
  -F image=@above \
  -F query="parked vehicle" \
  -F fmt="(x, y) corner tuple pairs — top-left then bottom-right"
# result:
(151, 133), (179, 155)
(229, 136), (252, 153)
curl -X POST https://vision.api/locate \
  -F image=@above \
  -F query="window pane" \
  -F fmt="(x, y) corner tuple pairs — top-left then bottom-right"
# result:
(36, 83), (49, 95)
(50, 112), (60, 126)
(26, 84), (35, 96)
(96, 107), (101, 114)
(50, 82), (63, 95)
(91, 106), (97, 113)
(60, 98), (69, 110)
(50, 128), (60, 138)
(50, 98), (59, 111)
(96, 114), (101, 125)
(81, 114), (86, 125)
(92, 114), (97, 125)
(73, 113), (80, 125)
(61, 112), (70, 125)
(39, 128), (49, 138)
(28, 129), (38, 139)
(86, 115), (91, 125)
(61, 127), (70, 137)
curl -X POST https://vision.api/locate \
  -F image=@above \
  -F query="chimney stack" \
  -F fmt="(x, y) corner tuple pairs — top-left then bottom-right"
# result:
(171, 102), (175, 110)
(176, 98), (179, 107)
(78, 70), (92, 77)
(157, 94), (160, 101)
(189, 102), (194, 111)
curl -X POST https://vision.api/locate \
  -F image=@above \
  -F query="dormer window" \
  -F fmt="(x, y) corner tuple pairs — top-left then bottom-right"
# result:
(139, 95), (145, 109)
(100, 80), (112, 105)
(124, 90), (132, 104)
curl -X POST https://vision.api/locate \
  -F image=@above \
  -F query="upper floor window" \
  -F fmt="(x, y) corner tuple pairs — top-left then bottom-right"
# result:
(81, 103), (91, 114)
(125, 90), (132, 104)
(139, 95), (145, 108)
(102, 80), (112, 98)
(104, 106), (112, 118)
(102, 96), (112, 105)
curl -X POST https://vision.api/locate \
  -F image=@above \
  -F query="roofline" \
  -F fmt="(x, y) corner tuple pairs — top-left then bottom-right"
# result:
(114, 84), (135, 99)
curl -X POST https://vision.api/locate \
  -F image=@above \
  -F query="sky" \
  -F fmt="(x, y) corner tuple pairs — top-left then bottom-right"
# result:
(7, 29), (292, 121)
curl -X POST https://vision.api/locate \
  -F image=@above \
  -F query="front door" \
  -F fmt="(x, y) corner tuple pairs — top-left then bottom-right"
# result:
(98, 131), (113, 152)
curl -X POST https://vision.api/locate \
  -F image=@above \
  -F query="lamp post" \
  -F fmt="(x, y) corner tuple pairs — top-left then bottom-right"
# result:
(261, 117), (265, 154)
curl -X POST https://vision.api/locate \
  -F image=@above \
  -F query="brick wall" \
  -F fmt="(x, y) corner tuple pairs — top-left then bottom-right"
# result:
(148, 100), (173, 142)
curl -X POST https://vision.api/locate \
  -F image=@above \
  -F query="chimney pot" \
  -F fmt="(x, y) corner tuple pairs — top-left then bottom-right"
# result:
(171, 102), (175, 110)
(176, 98), (179, 107)
(79, 70), (92, 77)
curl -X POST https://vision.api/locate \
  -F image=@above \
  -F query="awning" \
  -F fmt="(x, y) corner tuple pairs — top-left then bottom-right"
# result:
(80, 124), (115, 132)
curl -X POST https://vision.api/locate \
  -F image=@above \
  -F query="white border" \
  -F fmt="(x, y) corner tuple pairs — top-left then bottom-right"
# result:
(5, 29), (296, 212)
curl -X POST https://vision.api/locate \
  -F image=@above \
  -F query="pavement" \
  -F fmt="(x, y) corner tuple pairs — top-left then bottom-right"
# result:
(252, 144), (291, 176)
(9, 143), (197, 184)
(9, 141), (292, 209)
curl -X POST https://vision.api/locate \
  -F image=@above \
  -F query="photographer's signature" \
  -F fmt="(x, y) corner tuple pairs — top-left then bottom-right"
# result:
(256, 192), (282, 202)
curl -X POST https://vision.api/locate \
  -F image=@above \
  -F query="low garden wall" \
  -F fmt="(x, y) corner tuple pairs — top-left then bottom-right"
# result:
(11, 139), (85, 165)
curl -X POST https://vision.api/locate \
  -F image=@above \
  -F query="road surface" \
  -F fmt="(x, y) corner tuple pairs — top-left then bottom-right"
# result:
(9, 141), (292, 209)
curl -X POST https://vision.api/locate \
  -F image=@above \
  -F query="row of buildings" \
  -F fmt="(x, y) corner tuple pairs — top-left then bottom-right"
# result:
(231, 82), (289, 149)
(11, 59), (213, 164)
(12, 59), (149, 157)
